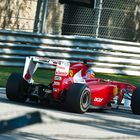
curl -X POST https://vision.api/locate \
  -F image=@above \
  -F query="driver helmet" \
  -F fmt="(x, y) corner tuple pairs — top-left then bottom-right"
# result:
(86, 68), (95, 78)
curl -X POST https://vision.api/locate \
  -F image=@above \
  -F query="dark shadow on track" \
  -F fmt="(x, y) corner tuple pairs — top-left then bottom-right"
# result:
(1, 92), (140, 138)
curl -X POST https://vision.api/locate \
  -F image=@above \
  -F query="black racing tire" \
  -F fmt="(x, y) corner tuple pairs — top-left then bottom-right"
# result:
(66, 83), (91, 113)
(6, 72), (29, 102)
(131, 86), (140, 115)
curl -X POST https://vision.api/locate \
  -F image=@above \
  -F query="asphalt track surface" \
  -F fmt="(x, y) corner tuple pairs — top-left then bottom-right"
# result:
(0, 88), (140, 140)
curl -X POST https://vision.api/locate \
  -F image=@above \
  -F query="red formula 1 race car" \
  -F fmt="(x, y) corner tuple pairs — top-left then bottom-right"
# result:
(6, 56), (140, 114)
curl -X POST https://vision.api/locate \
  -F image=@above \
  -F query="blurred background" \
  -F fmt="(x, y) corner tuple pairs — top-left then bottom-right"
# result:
(0, 0), (139, 42)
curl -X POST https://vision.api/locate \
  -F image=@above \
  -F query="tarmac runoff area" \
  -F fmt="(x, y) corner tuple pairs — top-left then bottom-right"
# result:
(0, 88), (140, 140)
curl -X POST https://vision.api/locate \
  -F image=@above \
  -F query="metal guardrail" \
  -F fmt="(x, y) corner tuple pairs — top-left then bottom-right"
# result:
(0, 30), (140, 76)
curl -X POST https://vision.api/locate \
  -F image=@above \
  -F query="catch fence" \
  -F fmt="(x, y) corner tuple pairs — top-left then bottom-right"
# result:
(0, 0), (139, 42)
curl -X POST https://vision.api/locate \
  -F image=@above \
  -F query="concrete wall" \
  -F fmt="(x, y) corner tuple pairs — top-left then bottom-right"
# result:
(0, 0), (37, 32)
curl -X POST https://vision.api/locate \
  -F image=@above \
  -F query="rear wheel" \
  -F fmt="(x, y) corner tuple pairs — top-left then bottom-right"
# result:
(6, 73), (29, 102)
(131, 86), (140, 115)
(66, 83), (91, 113)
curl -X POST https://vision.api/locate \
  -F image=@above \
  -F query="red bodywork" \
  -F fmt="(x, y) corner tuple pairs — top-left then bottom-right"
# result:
(52, 62), (136, 108)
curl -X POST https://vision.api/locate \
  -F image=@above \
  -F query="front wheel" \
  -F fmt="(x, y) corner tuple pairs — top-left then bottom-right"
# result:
(66, 83), (91, 113)
(131, 86), (140, 115)
(6, 72), (29, 102)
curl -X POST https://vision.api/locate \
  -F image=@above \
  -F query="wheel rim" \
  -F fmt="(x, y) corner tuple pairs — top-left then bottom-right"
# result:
(80, 89), (90, 111)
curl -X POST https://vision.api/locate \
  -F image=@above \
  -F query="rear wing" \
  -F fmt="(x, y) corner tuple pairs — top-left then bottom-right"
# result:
(32, 56), (58, 66)
(23, 56), (70, 83)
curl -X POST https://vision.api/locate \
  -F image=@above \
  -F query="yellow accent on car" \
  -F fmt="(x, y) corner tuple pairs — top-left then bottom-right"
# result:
(69, 70), (73, 77)
(113, 86), (118, 97)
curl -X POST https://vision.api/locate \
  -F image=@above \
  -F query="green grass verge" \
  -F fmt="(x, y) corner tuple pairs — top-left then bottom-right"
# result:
(0, 67), (55, 87)
(0, 66), (140, 87)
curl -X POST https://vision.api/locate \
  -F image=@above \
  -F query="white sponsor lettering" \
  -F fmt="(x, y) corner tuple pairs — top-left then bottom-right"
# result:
(94, 98), (103, 102)
(54, 76), (62, 81)
(53, 88), (59, 92)
(55, 61), (70, 76)
(53, 82), (60, 86)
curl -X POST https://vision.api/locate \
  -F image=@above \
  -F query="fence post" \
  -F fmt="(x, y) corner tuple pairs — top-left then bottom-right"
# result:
(96, 0), (103, 38)
(40, 0), (48, 33)
(33, 0), (43, 32)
